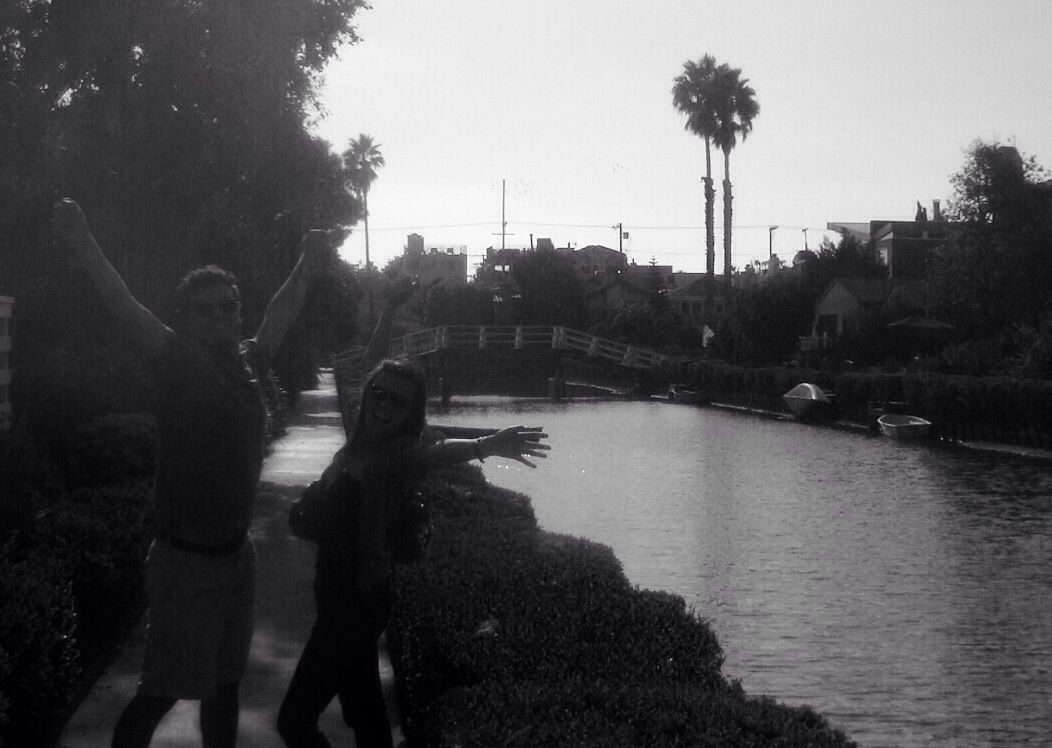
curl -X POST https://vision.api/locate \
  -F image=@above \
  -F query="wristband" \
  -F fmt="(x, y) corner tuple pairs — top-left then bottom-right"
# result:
(472, 439), (486, 463)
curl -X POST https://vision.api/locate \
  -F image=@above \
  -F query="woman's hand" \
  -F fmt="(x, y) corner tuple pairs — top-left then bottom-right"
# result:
(478, 426), (550, 468)
(299, 229), (331, 277)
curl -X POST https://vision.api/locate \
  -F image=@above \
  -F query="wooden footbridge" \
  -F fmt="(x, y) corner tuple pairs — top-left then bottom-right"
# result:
(330, 326), (667, 424)
(332, 325), (667, 379)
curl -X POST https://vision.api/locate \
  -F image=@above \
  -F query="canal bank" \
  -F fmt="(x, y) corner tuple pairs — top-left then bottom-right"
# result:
(438, 395), (1052, 747)
(695, 394), (1052, 463)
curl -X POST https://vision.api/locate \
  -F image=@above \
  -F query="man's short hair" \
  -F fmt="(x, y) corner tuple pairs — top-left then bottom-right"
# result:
(173, 265), (241, 314)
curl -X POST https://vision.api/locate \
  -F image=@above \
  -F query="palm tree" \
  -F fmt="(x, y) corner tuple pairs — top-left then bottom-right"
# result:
(672, 55), (730, 285)
(342, 133), (385, 269)
(713, 67), (759, 289)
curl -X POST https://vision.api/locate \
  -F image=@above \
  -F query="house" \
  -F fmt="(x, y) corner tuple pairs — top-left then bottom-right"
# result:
(583, 274), (653, 318)
(810, 277), (926, 343)
(572, 244), (628, 278)
(668, 277), (729, 328)
(827, 200), (958, 280)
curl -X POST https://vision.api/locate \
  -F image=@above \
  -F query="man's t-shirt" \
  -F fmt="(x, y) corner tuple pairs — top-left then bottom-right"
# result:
(151, 333), (268, 547)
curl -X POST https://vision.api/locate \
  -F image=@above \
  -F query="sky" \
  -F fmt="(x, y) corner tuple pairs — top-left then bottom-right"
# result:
(312, 0), (1052, 276)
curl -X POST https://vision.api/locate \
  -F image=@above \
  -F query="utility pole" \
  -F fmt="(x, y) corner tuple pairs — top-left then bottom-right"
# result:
(768, 225), (778, 259)
(612, 222), (624, 253)
(802, 227), (809, 251)
(492, 178), (514, 250)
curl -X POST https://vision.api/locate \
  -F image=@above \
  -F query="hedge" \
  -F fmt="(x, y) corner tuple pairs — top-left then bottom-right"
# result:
(0, 543), (81, 748)
(657, 359), (1052, 448)
(389, 465), (857, 747)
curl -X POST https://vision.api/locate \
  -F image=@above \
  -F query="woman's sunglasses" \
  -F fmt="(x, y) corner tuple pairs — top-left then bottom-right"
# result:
(367, 383), (411, 409)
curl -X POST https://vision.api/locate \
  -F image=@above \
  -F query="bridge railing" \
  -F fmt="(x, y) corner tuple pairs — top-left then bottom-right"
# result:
(330, 325), (666, 389)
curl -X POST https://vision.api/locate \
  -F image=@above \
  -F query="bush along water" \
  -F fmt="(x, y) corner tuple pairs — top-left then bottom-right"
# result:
(388, 465), (857, 747)
(660, 358), (1052, 449)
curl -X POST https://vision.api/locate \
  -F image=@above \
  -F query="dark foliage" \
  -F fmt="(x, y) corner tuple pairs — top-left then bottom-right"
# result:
(388, 466), (856, 747)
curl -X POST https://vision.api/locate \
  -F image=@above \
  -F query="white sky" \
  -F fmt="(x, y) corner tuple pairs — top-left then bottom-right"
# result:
(313, 0), (1052, 275)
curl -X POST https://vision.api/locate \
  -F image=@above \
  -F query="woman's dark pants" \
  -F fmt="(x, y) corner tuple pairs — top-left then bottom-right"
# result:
(277, 584), (393, 748)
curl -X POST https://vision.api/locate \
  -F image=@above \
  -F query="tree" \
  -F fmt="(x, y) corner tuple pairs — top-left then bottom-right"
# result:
(672, 55), (729, 285)
(343, 133), (385, 269)
(509, 248), (590, 326)
(929, 140), (1052, 340)
(3, 0), (369, 430)
(713, 66), (759, 289)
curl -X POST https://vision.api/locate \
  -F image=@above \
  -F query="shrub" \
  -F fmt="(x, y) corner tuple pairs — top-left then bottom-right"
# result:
(0, 427), (64, 541)
(0, 541), (81, 748)
(263, 369), (292, 444)
(64, 412), (158, 487)
(29, 483), (153, 656)
(389, 466), (855, 747)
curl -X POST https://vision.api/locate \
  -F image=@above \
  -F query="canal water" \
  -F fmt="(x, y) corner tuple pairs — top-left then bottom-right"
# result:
(430, 397), (1052, 748)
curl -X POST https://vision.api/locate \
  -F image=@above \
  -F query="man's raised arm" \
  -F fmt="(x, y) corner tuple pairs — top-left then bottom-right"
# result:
(51, 198), (169, 357)
(252, 229), (330, 361)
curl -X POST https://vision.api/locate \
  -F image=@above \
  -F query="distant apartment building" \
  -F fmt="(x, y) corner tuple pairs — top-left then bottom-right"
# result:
(828, 200), (957, 280)
(403, 233), (468, 286)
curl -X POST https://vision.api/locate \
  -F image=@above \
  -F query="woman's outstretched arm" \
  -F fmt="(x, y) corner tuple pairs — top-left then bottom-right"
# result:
(415, 425), (550, 472)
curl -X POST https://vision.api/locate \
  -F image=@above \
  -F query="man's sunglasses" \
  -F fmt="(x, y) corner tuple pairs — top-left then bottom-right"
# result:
(194, 299), (239, 317)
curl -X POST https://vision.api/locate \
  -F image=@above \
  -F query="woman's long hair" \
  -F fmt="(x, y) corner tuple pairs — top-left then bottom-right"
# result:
(347, 358), (428, 456)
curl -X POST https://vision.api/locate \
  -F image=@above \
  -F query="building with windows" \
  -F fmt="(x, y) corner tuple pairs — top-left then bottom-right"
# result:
(828, 200), (957, 280)
(403, 233), (469, 286)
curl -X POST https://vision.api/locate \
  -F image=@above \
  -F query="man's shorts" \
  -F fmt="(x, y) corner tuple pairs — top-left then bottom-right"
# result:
(139, 537), (256, 700)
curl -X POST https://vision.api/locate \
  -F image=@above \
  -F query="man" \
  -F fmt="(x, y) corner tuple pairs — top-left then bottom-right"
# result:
(51, 198), (331, 748)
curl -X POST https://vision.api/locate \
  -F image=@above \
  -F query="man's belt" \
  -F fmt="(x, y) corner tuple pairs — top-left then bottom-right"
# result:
(156, 533), (246, 557)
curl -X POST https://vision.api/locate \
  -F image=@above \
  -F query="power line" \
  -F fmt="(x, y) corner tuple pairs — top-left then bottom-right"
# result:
(357, 220), (834, 232)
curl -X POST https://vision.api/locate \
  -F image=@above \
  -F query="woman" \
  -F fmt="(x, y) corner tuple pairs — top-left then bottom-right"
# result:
(277, 357), (549, 747)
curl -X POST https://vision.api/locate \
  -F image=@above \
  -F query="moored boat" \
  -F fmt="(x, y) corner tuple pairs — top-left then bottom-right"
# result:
(668, 384), (708, 404)
(782, 382), (836, 421)
(877, 413), (932, 439)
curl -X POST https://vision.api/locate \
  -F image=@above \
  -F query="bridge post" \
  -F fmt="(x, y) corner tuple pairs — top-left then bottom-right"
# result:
(548, 377), (565, 401)
(515, 326), (524, 350)
(478, 326), (486, 350)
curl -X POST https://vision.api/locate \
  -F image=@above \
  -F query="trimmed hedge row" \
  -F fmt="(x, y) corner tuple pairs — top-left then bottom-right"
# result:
(389, 466), (857, 747)
(659, 359), (1052, 447)
(0, 480), (154, 747)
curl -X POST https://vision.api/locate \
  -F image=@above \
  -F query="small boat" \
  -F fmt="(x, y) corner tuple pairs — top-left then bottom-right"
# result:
(877, 413), (932, 439)
(668, 384), (708, 404)
(782, 383), (835, 421)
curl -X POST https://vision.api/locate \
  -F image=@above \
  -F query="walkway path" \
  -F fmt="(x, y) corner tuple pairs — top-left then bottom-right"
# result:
(60, 370), (403, 747)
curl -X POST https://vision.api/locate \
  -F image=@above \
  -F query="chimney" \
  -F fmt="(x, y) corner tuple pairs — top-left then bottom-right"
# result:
(932, 200), (942, 222)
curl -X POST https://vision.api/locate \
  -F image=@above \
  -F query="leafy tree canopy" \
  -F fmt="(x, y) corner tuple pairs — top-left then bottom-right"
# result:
(509, 248), (590, 327)
(3, 0), (371, 417)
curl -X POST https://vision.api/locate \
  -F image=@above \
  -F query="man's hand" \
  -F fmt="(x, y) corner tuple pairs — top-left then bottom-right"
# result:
(299, 229), (331, 277)
(51, 198), (91, 248)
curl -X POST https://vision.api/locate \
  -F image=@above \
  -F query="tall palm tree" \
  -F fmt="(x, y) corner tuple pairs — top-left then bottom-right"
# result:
(672, 55), (730, 285)
(713, 67), (759, 289)
(342, 133), (385, 269)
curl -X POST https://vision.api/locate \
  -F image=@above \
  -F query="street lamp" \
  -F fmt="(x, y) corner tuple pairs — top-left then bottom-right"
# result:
(768, 225), (778, 259)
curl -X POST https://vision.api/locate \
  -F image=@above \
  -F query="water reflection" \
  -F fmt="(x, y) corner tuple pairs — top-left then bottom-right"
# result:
(431, 397), (1052, 748)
